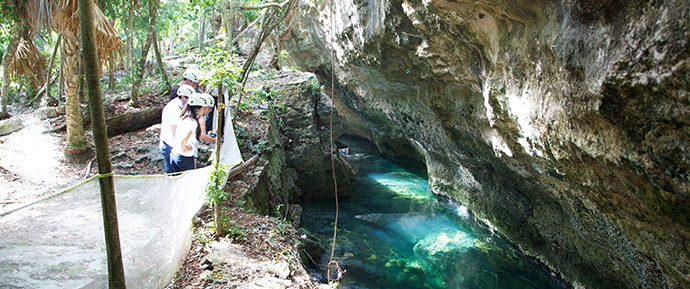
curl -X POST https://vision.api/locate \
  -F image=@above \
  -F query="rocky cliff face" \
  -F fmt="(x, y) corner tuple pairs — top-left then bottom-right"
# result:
(284, 0), (690, 288)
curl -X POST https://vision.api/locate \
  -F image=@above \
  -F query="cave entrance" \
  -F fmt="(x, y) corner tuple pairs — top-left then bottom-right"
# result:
(301, 136), (564, 288)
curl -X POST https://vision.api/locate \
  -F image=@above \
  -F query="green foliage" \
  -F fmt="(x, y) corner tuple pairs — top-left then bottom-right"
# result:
(0, 1), (19, 43)
(205, 163), (233, 208)
(308, 77), (320, 94)
(218, 215), (247, 240)
(234, 123), (270, 155)
(279, 50), (289, 66)
(197, 44), (243, 95)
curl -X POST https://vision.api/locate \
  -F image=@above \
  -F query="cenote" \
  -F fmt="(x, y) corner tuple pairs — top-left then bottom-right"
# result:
(301, 138), (566, 289)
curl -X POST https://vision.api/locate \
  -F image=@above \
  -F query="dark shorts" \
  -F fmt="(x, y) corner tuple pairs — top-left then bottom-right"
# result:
(171, 154), (195, 173)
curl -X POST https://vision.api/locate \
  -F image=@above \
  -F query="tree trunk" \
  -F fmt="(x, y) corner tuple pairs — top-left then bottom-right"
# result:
(105, 107), (162, 136)
(223, 5), (235, 50)
(59, 56), (64, 105)
(130, 0), (159, 108)
(1, 31), (20, 119)
(127, 3), (134, 72)
(128, 0), (135, 103)
(152, 32), (170, 88)
(79, 0), (126, 286)
(198, 10), (206, 53)
(45, 35), (62, 104)
(269, 0), (298, 70)
(108, 57), (115, 90)
(239, 1), (295, 86)
(27, 74), (58, 107)
(167, 22), (176, 55)
(63, 30), (91, 156)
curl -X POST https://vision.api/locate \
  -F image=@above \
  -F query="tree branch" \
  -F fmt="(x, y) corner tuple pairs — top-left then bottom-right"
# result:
(241, 0), (290, 10)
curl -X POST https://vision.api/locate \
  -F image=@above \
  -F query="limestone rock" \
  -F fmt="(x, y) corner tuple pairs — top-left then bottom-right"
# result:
(270, 73), (352, 199)
(33, 107), (59, 120)
(285, 0), (690, 288)
(0, 117), (23, 136)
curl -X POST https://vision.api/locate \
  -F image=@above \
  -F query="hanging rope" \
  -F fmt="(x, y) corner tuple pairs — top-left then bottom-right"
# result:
(326, 0), (344, 283)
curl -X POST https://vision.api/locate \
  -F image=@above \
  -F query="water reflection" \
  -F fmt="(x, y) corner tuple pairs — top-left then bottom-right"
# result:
(301, 139), (564, 289)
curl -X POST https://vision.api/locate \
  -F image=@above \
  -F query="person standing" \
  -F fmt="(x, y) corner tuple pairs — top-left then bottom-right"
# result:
(160, 84), (195, 174)
(198, 93), (217, 144)
(170, 93), (214, 173)
(169, 68), (201, 101)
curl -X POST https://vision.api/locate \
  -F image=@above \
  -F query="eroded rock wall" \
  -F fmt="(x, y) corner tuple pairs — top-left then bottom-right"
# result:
(285, 0), (690, 288)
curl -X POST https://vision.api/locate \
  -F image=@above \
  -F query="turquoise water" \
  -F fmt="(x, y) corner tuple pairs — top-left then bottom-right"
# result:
(301, 139), (566, 289)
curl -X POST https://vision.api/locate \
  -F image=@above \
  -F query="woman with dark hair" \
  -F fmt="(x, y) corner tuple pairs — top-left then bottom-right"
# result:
(170, 93), (213, 173)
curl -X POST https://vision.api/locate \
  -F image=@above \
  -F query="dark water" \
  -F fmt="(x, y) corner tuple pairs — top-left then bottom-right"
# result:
(301, 138), (566, 289)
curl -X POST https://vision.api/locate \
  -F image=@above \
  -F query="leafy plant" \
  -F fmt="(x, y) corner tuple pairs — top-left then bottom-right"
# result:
(217, 214), (247, 240)
(198, 45), (243, 92)
(308, 77), (319, 93)
(205, 163), (233, 238)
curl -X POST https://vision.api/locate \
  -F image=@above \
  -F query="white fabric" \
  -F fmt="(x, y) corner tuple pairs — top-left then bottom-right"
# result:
(171, 117), (198, 158)
(0, 104), (244, 288)
(216, 89), (243, 166)
(159, 98), (184, 146)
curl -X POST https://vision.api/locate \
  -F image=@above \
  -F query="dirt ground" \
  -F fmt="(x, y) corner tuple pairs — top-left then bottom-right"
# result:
(0, 76), (325, 288)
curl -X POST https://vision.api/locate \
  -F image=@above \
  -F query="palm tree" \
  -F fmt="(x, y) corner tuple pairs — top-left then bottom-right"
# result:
(14, 0), (124, 156)
(0, 0), (30, 119)
(54, 0), (124, 156)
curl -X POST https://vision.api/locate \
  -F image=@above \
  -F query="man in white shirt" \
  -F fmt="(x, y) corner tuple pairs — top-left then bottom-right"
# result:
(160, 84), (195, 173)
(168, 68), (201, 101)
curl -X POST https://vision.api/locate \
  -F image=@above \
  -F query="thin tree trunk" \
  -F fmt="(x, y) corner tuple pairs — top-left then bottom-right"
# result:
(59, 53), (64, 105)
(127, 3), (134, 72)
(1, 32), (21, 119)
(130, 0), (158, 107)
(240, 4), (287, 85)
(128, 0), (135, 101)
(199, 12), (205, 53)
(63, 30), (90, 155)
(78, 0), (126, 286)
(167, 24), (175, 55)
(269, 0), (298, 70)
(152, 32), (170, 88)
(198, 10), (206, 53)
(223, 5), (234, 50)
(45, 35), (62, 103)
(27, 74), (58, 107)
(108, 57), (115, 90)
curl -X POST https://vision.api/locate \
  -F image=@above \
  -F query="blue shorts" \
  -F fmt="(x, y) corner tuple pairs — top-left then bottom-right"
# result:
(171, 154), (195, 173)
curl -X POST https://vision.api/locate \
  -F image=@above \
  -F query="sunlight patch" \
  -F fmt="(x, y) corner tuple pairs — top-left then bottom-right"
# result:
(367, 172), (432, 201)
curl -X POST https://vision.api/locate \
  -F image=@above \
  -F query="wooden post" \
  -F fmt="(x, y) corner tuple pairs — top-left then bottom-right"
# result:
(213, 82), (225, 238)
(78, 0), (127, 287)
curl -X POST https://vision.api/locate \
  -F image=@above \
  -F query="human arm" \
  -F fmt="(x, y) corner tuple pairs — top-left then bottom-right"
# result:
(180, 130), (194, 153)
(198, 117), (216, 143)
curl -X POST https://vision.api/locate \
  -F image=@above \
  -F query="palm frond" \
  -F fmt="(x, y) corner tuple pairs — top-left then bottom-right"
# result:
(10, 38), (48, 89)
(52, 0), (79, 36)
(92, 3), (125, 69)
(52, 0), (125, 73)
(25, 0), (55, 33)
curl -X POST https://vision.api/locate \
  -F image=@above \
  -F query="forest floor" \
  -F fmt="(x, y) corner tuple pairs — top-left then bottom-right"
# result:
(0, 69), (330, 289)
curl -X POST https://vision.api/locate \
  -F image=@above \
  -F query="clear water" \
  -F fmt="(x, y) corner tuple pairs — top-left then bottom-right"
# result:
(301, 138), (566, 289)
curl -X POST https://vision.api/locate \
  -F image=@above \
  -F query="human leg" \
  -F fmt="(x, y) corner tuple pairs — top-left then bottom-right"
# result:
(160, 142), (173, 174)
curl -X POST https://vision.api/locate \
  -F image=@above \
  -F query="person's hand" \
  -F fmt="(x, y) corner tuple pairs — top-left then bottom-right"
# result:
(183, 144), (192, 152)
